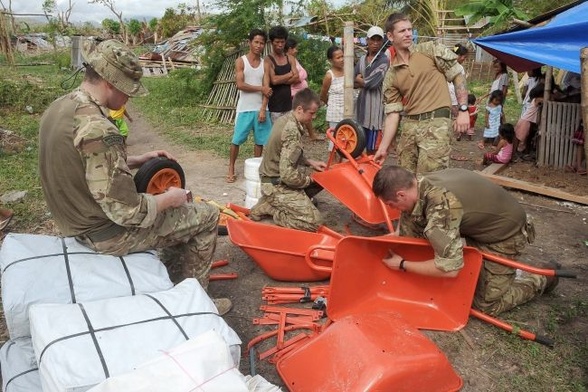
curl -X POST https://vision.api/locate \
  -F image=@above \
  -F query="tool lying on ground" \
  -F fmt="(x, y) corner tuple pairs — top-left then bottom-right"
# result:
(261, 285), (330, 305)
(209, 259), (238, 281)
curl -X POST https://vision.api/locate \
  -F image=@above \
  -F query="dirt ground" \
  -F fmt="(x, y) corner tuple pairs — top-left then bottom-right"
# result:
(121, 110), (588, 391)
(2, 108), (586, 390)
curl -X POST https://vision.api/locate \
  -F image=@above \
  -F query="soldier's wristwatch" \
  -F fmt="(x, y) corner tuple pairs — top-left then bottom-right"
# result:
(458, 104), (468, 112)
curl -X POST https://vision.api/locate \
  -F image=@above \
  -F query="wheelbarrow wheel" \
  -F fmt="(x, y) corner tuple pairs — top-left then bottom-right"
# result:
(334, 119), (366, 159)
(134, 157), (186, 195)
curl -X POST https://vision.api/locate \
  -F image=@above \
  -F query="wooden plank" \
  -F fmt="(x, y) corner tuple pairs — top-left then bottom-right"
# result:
(479, 163), (507, 175)
(477, 172), (588, 205)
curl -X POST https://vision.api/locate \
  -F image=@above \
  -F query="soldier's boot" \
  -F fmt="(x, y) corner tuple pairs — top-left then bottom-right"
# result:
(212, 298), (233, 316)
(249, 198), (275, 221)
(540, 261), (561, 294)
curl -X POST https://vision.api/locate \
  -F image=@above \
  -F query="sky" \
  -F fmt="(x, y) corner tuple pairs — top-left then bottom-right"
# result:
(11, 0), (348, 24)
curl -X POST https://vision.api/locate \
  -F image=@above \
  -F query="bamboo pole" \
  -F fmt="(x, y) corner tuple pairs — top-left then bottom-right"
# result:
(343, 21), (354, 119)
(582, 48), (588, 167)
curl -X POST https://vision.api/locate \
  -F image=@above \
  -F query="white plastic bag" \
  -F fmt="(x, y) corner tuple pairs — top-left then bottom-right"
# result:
(0, 233), (173, 339)
(29, 279), (241, 392)
(0, 338), (42, 392)
(87, 330), (247, 392)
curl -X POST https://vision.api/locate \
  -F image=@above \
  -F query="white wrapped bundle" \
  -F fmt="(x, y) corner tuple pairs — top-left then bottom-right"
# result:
(87, 330), (247, 392)
(29, 279), (241, 392)
(0, 338), (42, 392)
(0, 233), (173, 339)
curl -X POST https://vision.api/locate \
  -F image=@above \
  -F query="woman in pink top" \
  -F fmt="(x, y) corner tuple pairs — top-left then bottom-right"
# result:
(483, 123), (514, 165)
(285, 38), (321, 140)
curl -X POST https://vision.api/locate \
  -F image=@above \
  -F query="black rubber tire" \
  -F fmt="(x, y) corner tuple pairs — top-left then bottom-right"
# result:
(334, 119), (367, 158)
(134, 157), (186, 194)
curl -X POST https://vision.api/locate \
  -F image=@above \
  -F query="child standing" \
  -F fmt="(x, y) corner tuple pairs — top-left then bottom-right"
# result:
(320, 46), (344, 151)
(458, 93), (477, 141)
(483, 123), (514, 165)
(478, 90), (504, 149)
(109, 105), (133, 139)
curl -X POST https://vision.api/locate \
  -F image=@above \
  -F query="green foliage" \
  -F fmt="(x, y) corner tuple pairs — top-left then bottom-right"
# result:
(127, 19), (142, 37)
(455, 0), (528, 34)
(295, 36), (331, 87)
(102, 18), (121, 35)
(160, 5), (198, 39)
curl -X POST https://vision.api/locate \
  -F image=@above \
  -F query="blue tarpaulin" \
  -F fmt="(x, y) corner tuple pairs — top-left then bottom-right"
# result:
(473, 1), (588, 73)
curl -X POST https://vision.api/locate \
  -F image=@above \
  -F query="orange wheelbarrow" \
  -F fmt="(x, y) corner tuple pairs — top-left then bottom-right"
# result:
(226, 219), (343, 281)
(311, 120), (400, 232)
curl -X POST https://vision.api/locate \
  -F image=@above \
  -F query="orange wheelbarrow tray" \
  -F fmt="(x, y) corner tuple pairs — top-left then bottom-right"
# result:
(276, 311), (463, 392)
(312, 122), (400, 230)
(327, 235), (483, 331)
(226, 219), (343, 282)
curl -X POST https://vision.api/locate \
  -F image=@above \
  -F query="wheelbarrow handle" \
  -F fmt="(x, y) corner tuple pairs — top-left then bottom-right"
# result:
(481, 252), (577, 279)
(470, 309), (554, 348)
(304, 244), (336, 273)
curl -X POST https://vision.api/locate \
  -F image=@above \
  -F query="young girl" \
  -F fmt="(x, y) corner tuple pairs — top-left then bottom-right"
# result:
(320, 46), (344, 150)
(483, 123), (514, 165)
(458, 93), (477, 141)
(478, 90), (504, 149)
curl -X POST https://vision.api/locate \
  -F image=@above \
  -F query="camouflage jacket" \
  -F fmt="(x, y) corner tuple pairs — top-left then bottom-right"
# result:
(259, 112), (311, 189)
(39, 88), (157, 237)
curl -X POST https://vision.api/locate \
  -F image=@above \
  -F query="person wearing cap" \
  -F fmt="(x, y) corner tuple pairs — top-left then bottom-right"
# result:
(38, 39), (232, 315)
(354, 26), (389, 155)
(374, 13), (470, 174)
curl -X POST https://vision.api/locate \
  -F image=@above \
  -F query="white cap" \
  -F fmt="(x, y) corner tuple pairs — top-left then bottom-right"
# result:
(367, 26), (384, 38)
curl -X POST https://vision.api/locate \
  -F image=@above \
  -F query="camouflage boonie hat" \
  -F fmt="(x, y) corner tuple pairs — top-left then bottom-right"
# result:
(82, 39), (147, 97)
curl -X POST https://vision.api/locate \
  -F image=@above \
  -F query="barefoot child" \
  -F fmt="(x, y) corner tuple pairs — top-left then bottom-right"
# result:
(483, 123), (514, 165)
(458, 93), (477, 141)
(478, 90), (504, 149)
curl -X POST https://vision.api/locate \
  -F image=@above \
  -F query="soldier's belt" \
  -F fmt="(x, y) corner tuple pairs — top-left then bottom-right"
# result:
(260, 176), (281, 185)
(404, 107), (451, 121)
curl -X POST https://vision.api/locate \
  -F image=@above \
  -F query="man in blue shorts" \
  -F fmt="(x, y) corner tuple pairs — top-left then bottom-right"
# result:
(227, 29), (273, 183)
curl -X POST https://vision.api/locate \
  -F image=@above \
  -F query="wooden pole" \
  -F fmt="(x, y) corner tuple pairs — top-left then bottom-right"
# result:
(343, 21), (354, 119)
(581, 48), (588, 168)
(538, 66), (553, 167)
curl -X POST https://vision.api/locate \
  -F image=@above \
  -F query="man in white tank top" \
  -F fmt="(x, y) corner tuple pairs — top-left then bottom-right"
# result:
(227, 29), (273, 183)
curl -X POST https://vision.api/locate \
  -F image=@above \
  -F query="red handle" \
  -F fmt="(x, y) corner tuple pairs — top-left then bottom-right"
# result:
(304, 244), (335, 273)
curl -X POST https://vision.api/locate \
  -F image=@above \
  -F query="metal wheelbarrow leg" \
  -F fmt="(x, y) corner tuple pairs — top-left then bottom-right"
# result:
(470, 252), (577, 347)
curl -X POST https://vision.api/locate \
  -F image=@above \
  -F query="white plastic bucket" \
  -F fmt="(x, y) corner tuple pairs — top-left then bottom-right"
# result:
(244, 157), (262, 182)
(244, 179), (262, 199)
(244, 195), (259, 209)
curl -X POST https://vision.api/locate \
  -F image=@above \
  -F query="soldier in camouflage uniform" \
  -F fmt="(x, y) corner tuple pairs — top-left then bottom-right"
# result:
(38, 39), (231, 314)
(372, 166), (559, 316)
(249, 88), (327, 231)
(374, 12), (470, 173)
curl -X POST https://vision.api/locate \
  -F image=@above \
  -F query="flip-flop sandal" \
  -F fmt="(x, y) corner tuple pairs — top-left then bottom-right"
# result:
(225, 174), (237, 183)
(450, 155), (469, 161)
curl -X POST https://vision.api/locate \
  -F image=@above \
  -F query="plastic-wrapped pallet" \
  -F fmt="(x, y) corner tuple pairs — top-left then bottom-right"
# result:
(29, 279), (242, 392)
(0, 233), (173, 339)
(0, 338), (42, 392)
(87, 330), (248, 392)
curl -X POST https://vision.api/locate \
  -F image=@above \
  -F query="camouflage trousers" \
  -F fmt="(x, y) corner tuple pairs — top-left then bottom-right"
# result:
(467, 221), (547, 316)
(398, 116), (452, 174)
(255, 182), (323, 232)
(77, 201), (219, 289)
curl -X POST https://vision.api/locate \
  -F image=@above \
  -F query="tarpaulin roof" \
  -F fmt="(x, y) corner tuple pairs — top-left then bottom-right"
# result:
(473, 1), (588, 73)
